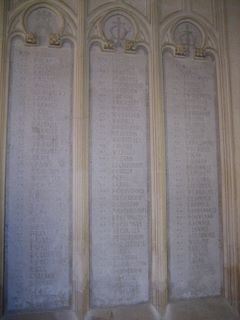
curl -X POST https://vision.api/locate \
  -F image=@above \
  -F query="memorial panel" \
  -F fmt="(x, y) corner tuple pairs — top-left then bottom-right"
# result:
(90, 45), (150, 307)
(5, 38), (73, 312)
(163, 50), (222, 300)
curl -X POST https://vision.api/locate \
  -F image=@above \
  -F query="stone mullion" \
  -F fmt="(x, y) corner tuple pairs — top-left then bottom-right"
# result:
(217, 0), (239, 312)
(72, 0), (89, 319)
(150, 0), (168, 313)
(0, 0), (7, 315)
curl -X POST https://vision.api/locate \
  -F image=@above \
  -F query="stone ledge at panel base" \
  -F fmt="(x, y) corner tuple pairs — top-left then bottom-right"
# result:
(164, 298), (240, 320)
(85, 303), (161, 320)
(2, 310), (78, 320)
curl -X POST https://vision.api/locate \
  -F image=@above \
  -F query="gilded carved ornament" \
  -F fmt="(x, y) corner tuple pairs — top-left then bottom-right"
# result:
(49, 33), (62, 47)
(23, 6), (64, 48)
(175, 45), (188, 57)
(125, 39), (137, 52)
(25, 32), (37, 45)
(103, 39), (115, 50)
(195, 47), (206, 58)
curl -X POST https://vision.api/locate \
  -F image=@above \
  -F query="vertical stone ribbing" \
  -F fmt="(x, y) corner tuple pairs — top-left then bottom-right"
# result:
(150, 0), (168, 312)
(0, 0), (7, 315)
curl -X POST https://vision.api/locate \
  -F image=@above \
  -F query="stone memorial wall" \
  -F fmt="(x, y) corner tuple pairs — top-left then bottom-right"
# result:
(1, 1), (238, 319)
(5, 8), (73, 313)
(89, 14), (150, 308)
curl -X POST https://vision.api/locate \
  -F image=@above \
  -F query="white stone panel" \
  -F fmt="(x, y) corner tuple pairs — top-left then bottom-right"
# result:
(5, 38), (73, 312)
(90, 45), (150, 307)
(163, 51), (222, 300)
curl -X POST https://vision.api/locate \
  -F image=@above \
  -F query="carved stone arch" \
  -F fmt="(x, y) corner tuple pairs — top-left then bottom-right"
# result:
(87, 0), (150, 22)
(88, 7), (150, 51)
(160, 14), (218, 54)
(88, 1), (151, 26)
(8, 1), (77, 43)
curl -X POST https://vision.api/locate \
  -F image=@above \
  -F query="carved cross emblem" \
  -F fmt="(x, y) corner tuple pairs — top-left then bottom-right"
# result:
(109, 16), (130, 48)
(179, 23), (197, 47)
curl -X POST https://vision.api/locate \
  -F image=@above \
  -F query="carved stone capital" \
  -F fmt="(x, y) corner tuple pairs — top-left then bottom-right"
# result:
(25, 32), (37, 45)
(125, 40), (137, 52)
(195, 47), (206, 58)
(175, 45), (188, 57)
(103, 40), (114, 51)
(49, 33), (61, 47)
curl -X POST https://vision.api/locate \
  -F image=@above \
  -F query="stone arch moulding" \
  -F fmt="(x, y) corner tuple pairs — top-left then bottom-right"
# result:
(160, 15), (218, 54)
(0, 1), (80, 320)
(88, 8), (150, 52)
(87, 0), (151, 24)
(7, 1), (77, 44)
(160, 15), (237, 312)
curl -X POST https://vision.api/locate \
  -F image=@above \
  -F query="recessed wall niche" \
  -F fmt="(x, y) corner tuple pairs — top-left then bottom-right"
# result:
(163, 21), (222, 300)
(5, 7), (73, 312)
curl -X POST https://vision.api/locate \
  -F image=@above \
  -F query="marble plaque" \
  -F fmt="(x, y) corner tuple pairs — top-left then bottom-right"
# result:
(163, 51), (222, 299)
(5, 38), (73, 312)
(90, 45), (150, 307)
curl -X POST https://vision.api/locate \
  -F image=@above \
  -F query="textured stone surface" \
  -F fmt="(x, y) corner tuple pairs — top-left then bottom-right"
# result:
(174, 22), (202, 47)
(88, 0), (147, 15)
(90, 45), (149, 307)
(5, 38), (73, 312)
(86, 303), (160, 320)
(191, 0), (214, 25)
(164, 298), (240, 320)
(124, 0), (147, 15)
(164, 51), (222, 300)
(9, 0), (27, 10)
(160, 0), (182, 20)
(88, 0), (113, 13)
